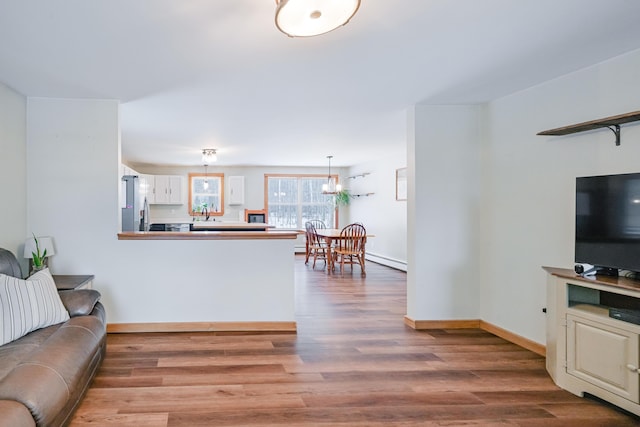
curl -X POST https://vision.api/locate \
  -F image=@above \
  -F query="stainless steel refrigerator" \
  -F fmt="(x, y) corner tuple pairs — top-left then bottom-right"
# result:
(121, 175), (149, 232)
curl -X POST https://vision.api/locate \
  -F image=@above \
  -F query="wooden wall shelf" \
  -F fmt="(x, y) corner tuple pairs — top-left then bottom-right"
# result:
(537, 110), (640, 146)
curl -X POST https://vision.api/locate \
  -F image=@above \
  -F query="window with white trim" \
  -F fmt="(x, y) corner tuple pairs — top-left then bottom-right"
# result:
(189, 173), (224, 217)
(266, 175), (337, 229)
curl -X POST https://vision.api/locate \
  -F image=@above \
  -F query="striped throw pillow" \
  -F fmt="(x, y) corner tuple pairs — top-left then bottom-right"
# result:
(0, 268), (70, 346)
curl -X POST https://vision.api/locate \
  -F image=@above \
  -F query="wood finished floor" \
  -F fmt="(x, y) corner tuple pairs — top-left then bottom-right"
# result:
(70, 256), (639, 426)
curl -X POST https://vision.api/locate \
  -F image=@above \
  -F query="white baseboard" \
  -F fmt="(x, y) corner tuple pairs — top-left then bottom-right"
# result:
(365, 252), (407, 271)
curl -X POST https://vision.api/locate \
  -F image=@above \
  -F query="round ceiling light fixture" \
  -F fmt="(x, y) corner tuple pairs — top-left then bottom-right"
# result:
(275, 0), (361, 38)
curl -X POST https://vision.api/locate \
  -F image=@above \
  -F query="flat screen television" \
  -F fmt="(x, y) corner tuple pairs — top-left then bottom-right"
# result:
(575, 172), (640, 274)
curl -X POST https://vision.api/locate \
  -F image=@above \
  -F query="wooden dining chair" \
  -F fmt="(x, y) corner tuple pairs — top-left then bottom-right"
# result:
(305, 221), (328, 269)
(333, 223), (367, 276)
(307, 219), (327, 229)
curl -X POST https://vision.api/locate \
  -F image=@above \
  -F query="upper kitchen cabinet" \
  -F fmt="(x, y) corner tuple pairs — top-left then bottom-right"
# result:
(148, 175), (183, 205)
(228, 176), (245, 205)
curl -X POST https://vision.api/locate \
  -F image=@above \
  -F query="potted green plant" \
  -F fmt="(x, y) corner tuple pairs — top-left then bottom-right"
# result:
(333, 189), (351, 207)
(31, 234), (48, 272)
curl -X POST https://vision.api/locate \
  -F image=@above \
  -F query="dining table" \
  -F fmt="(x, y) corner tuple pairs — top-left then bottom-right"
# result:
(314, 228), (374, 274)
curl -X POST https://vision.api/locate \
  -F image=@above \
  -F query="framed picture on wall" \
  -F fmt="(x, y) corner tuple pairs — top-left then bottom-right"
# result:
(396, 167), (407, 201)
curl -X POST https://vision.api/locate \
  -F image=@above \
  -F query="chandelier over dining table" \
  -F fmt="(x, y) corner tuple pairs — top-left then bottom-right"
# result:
(321, 155), (342, 195)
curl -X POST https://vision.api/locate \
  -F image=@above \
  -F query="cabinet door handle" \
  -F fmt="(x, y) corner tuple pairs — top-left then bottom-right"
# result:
(625, 364), (639, 373)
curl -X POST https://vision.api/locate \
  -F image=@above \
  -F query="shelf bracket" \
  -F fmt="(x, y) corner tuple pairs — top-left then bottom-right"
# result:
(607, 125), (621, 146)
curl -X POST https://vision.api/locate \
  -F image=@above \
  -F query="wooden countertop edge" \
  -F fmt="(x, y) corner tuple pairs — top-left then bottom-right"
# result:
(118, 230), (301, 240)
(543, 266), (640, 292)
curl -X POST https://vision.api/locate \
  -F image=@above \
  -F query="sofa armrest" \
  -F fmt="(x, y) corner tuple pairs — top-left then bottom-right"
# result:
(0, 400), (35, 427)
(58, 289), (101, 317)
(91, 301), (106, 324)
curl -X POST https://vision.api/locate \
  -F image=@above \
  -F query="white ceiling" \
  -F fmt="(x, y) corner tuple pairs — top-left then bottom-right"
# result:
(2, 0), (640, 167)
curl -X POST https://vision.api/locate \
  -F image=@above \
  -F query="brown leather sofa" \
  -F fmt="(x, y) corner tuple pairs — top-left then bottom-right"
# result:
(0, 248), (106, 427)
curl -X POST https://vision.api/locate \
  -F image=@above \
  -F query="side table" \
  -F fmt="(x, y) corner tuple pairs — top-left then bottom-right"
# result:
(52, 275), (94, 290)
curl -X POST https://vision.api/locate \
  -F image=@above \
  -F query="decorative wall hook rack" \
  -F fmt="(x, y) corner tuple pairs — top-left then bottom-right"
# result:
(347, 172), (371, 179)
(537, 110), (640, 146)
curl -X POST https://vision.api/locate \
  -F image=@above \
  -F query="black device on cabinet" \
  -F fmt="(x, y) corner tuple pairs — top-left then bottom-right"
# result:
(575, 172), (640, 275)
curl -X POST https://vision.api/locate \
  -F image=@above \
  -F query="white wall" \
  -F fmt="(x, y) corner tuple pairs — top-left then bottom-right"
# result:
(27, 97), (121, 274)
(407, 105), (483, 321)
(480, 48), (640, 344)
(347, 149), (407, 270)
(0, 83), (27, 262)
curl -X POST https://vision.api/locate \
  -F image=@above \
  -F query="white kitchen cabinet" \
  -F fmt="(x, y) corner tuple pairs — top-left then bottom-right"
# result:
(228, 176), (244, 205)
(149, 175), (183, 205)
(168, 176), (183, 204)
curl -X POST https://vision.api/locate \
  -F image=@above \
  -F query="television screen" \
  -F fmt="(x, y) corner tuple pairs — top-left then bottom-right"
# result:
(575, 172), (640, 272)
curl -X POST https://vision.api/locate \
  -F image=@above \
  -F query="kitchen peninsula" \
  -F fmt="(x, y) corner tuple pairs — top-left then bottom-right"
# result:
(114, 228), (299, 334)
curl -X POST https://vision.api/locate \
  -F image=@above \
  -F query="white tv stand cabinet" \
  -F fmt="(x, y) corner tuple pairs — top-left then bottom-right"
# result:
(544, 267), (640, 416)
